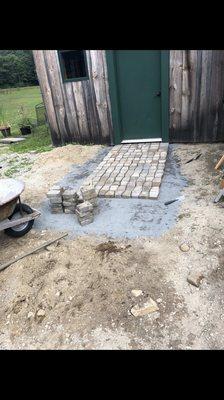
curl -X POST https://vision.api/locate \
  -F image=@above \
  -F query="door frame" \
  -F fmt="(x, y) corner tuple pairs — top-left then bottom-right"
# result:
(105, 50), (169, 145)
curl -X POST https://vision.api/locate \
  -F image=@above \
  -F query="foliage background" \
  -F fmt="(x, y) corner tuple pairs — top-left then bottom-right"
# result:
(0, 50), (38, 88)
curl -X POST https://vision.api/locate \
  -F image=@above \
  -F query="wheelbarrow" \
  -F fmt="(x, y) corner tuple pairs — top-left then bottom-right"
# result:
(0, 178), (41, 237)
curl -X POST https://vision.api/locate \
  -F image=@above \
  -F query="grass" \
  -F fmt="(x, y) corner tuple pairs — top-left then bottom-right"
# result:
(0, 86), (52, 153)
(9, 126), (52, 153)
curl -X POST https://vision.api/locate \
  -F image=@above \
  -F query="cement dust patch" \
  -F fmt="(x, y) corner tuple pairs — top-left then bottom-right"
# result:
(35, 145), (187, 239)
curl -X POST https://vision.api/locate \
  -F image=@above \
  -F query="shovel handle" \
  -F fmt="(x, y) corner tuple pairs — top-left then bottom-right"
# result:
(164, 199), (178, 206)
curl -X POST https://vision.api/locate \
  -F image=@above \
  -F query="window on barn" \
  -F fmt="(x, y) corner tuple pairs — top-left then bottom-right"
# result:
(58, 50), (89, 82)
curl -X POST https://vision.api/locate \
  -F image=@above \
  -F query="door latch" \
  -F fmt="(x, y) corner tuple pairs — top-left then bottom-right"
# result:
(155, 91), (161, 97)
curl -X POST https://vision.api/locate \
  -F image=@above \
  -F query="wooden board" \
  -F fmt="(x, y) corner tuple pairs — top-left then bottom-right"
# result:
(0, 210), (40, 231)
(215, 155), (224, 170)
(0, 137), (26, 144)
(0, 179), (25, 206)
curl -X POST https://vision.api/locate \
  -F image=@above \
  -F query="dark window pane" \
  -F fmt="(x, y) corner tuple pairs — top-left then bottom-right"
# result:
(60, 50), (88, 80)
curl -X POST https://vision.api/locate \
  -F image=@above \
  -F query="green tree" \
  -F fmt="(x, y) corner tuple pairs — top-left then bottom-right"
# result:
(0, 50), (38, 88)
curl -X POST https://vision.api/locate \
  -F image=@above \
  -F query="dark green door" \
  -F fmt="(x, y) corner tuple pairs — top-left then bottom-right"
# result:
(106, 50), (169, 144)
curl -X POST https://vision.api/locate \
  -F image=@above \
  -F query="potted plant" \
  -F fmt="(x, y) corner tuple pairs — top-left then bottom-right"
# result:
(0, 105), (11, 137)
(18, 106), (32, 135)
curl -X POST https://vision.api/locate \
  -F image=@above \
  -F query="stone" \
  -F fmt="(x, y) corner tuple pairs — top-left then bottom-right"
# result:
(121, 190), (132, 198)
(130, 298), (159, 317)
(180, 243), (190, 252)
(49, 197), (62, 204)
(47, 189), (61, 198)
(51, 185), (63, 192)
(64, 208), (76, 214)
(50, 203), (62, 209)
(156, 298), (163, 303)
(51, 207), (63, 214)
(152, 177), (161, 187)
(89, 198), (98, 207)
(62, 200), (77, 207)
(76, 209), (93, 219)
(149, 188), (159, 199)
(187, 272), (204, 287)
(46, 244), (56, 251)
(139, 191), (149, 199)
(131, 189), (142, 198)
(78, 216), (94, 226)
(27, 312), (34, 319)
(36, 309), (46, 317)
(62, 189), (77, 200)
(131, 289), (143, 297)
(80, 186), (97, 200)
(76, 201), (93, 213)
(99, 189), (109, 197)
(105, 190), (115, 198)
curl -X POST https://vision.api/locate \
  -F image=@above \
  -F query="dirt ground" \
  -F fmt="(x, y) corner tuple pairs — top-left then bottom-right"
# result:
(0, 143), (224, 350)
(0, 144), (102, 205)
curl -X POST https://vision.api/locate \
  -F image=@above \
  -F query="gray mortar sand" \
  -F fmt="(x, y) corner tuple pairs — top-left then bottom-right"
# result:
(35, 145), (187, 239)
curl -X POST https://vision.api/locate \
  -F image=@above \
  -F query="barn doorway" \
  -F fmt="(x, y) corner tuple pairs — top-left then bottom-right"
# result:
(106, 50), (169, 145)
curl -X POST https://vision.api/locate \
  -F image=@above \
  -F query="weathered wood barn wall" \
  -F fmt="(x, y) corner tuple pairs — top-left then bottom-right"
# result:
(33, 50), (224, 145)
(33, 50), (113, 146)
(170, 50), (224, 142)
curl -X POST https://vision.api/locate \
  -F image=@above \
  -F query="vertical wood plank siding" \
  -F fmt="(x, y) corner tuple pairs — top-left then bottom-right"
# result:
(33, 50), (224, 145)
(33, 50), (113, 145)
(170, 50), (224, 142)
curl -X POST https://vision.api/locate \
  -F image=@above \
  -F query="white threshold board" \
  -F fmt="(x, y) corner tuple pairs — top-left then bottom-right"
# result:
(121, 138), (162, 144)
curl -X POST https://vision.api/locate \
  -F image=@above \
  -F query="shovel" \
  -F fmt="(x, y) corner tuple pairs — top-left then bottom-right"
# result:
(164, 195), (184, 206)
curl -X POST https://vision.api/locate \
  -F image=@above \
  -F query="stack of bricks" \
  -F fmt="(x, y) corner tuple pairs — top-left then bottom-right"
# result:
(75, 201), (94, 226)
(62, 188), (79, 214)
(46, 185), (63, 213)
(46, 184), (97, 226)
(80, 184), (98, 207)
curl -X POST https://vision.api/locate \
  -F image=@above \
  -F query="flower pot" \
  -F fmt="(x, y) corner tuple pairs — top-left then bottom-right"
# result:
(20, 126), (32, 135)
(0, 126), (11, 137)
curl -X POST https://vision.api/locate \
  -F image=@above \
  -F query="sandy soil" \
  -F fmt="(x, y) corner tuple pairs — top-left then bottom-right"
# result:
(0, 144), (102, 205)
(0, 143), (224, 349)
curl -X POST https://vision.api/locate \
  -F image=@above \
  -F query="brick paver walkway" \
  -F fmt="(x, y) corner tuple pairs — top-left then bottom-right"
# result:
(84, 142), (168, 199)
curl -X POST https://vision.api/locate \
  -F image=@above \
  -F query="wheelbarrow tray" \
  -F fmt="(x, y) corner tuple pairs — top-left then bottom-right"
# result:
(0, 208), (41, 232)
(0, 178), (25, 207)
(0, 198), (19, 222)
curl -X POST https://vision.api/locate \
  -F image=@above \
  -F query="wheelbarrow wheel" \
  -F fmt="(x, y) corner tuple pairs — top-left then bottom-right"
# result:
(5, 203), (34, 238)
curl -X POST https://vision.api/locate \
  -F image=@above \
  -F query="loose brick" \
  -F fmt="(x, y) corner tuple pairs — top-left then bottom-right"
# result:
(149, 188), (159, 199)
(49, 197), (62, 205)
(152, 178), (161, 187)
(47, 190), (61, 199)
(64, 208), (75, 214)
(139, 191), (149, 199)
(76, 201), (93, 213)
(104, 190), (115, 198)
(62, 200), (77, 207)
(76, 209), (93, 219)
(78, 217), (94, 226)
(62, 189), (77, 200)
